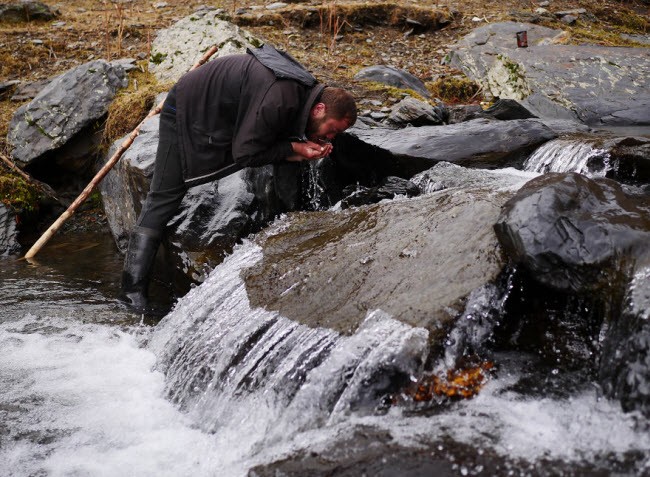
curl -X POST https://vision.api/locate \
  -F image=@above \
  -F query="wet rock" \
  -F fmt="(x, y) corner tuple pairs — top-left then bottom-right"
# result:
(340, 176), (420, 209)
(149, 12), (260, 83)
(346, 118), (558, 177)
(7, 60), (128, 168)
(450, 22), (650, 126)
(494, 172), (650, 294)
(385, 97), (448, 127)
(600, 262), (650, 417)
(243, 168), (518, 334)
(0, 204), (20, 256)
(605, 136), (650, 185)
(354, 65), (431, 98)
(0, 1), (57, 22)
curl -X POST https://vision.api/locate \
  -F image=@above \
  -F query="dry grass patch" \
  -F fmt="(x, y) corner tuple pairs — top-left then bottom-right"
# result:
(102, 66), (172, 147)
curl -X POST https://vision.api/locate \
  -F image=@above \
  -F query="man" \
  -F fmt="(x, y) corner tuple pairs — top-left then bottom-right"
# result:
(120, 44), (357, 311)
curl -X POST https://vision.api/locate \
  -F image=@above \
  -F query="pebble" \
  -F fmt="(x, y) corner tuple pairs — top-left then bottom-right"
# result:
(31, 39), (44, 45)
(266, 2), (287, 9)
(52, 21), (66, 28)
(538, 0), (550, 6)
(535, 8), (549, 14)
(153, 2), (168, 8)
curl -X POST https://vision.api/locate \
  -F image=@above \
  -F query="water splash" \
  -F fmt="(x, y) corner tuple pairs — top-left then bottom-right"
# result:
(524, 138), (612, 177)
(149, 241), (429, 461)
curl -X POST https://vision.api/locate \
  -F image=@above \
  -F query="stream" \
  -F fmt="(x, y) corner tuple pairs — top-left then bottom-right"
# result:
(1, 138), (650, 476)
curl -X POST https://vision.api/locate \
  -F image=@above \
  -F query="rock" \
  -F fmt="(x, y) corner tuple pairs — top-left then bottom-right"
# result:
(243, 167), (519, 333)
(266, 2), (288, 9)
(149, 12), (261, 83)
(605, 136), (650, 185)
(494, 172), (650, 293)
(7, 60), (128, 168)
(0, 80), (19, 99)
(0, 204), (20, 256)
(385, 97), (448, 127)
(340, 176), (420, 209)
(600, 261), (650, 417)
(100, 111), (303, 284)
(111, 58), (138, 72)
(450, 22), (650, 126)
(0, 1), (57, 22)
(560, 15), (577, 25)
(354, 65), (431, 98)
(346, 118), (558, 177)
(9, 79), (50, 101)
(479, 98), (537, 120)
(621, 33), (650, 45)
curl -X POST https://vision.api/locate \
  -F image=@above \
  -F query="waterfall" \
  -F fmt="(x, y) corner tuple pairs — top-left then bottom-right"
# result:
(148, 241), (429, 460)
(524, 138), (611, 177)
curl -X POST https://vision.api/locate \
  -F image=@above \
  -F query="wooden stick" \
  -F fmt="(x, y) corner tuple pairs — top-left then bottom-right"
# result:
(0, 152), (67, 206)
(24, 45), (220, 259)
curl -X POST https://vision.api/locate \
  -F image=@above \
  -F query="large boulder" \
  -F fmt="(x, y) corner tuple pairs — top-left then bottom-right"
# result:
(0, 204), (20, 255)
(242, 163), (531, 335)
(494, 172), (650, 293)
(149, 10), (261, 83)
(494, 172), (650, 415)
(7, 60), (128, 169)
(345, 118), (560, 177)
(450, 22), (650, 126)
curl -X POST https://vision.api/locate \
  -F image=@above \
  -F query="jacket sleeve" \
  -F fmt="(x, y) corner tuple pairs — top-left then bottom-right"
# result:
(232, 81), (302, 168)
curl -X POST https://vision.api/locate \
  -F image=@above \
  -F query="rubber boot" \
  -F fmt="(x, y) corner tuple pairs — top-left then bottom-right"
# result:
(120, 226), (162, 312)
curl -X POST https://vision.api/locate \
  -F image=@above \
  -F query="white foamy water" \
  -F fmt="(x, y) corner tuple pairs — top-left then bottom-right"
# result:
(2, 239), (650, 476)
(0, 316), (233, 477)
(524, 138), (611, 176)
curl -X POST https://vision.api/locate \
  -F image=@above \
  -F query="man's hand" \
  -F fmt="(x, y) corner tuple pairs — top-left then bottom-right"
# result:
(287, 140), (333, 162)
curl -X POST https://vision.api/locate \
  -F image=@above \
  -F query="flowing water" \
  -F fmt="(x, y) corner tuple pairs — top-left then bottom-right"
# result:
(523, 138), (612, 177)
(2, 140), (650, 475)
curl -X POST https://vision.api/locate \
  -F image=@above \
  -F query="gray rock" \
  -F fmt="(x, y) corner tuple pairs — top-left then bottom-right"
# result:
(0, 1), (56, 22)
(354, 65), (431, 98)
(9, 79), (50, 101)
(149, 12), (261, 83)
(450, 22), (650, 126)
(560, 15), (577, 25)
(266, 2), (288, 9)
(0, 204), (20, 256)
(243, 178), (514, 333)
(7, 60), (128, 166)
(494, 172), (650, 293)
(385, 97), (448, 127)
(0, 80), (20, 99)
(621, 33), (650, 45)
(346, 118), (558, 175)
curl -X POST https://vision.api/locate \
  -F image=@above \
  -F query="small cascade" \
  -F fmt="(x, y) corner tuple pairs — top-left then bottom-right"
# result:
(303, 160), (329, 210)
(524, 138), (612, 177)
(149, 241), (429, 457)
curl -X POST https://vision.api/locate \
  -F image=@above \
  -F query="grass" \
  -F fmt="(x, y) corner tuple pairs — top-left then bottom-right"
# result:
(102, 66), (172, 147)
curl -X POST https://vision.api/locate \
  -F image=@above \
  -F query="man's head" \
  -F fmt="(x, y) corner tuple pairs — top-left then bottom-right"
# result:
(306, 87), (357, 143)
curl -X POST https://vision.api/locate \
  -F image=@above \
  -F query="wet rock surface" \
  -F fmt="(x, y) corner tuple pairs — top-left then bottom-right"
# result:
(494, 172), (650, 293)
(346, 118), (558, 177)
(0, 204), (19, 255)
(243, 175), (513, 335)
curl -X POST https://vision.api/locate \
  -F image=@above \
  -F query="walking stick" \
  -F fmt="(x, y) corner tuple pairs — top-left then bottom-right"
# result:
(24, 45), (220, 259)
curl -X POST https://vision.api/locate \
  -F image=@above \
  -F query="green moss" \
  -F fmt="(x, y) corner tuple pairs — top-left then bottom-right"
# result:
(0, 171), (41, 213)
(150, 52), (167, 65)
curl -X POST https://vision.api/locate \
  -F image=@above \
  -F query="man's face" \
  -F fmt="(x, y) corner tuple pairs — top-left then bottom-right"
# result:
(306, 103), (351, 143)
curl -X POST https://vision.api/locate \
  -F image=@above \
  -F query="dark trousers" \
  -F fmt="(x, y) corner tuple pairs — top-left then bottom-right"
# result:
(136, 88), (187, 232)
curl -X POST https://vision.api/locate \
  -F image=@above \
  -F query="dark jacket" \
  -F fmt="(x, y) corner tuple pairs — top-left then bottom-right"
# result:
(174, 45), (325, 187)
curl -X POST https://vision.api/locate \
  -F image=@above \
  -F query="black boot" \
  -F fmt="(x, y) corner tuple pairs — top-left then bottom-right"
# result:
(120, 226), (161, 312)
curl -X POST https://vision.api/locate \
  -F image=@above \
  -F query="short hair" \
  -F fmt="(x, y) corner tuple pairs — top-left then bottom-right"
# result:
(321, 87), (357, 125)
